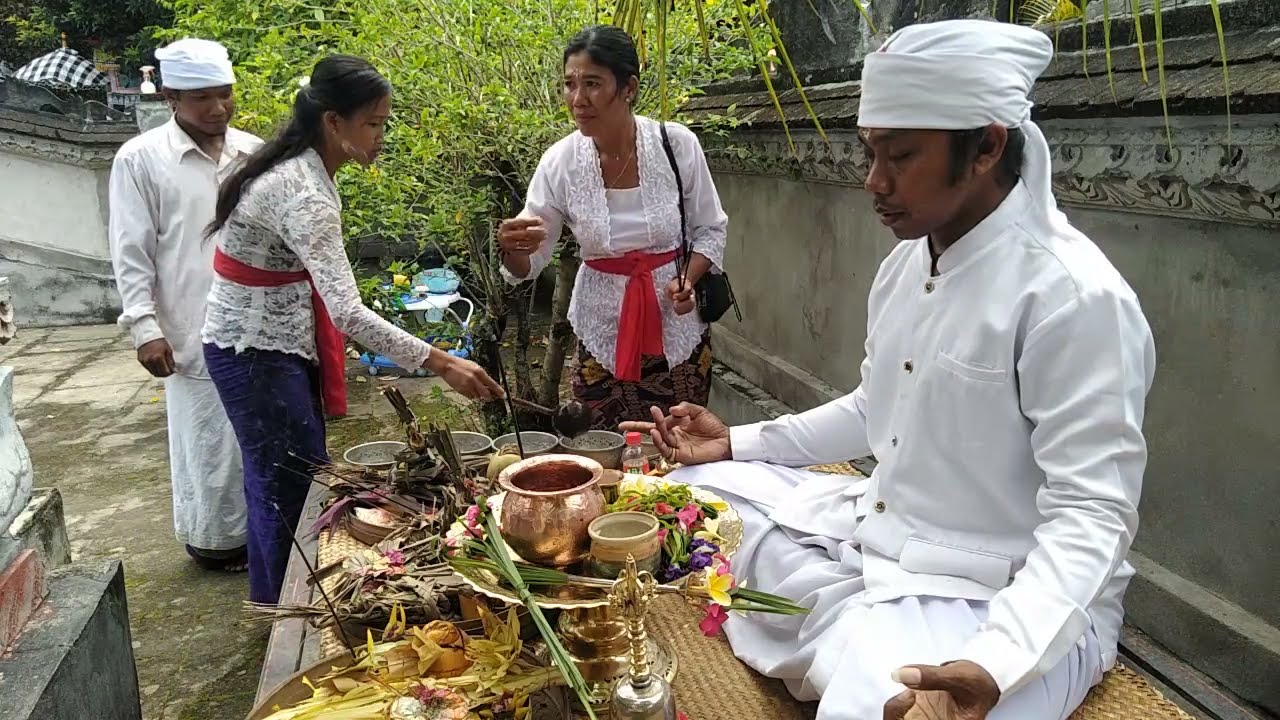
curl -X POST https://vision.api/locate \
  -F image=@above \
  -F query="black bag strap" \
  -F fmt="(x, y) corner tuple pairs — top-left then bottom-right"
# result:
(659, 121), (690, 289)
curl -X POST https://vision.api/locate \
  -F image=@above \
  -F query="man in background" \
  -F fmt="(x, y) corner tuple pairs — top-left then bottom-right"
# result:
(109, 38), (261, 571)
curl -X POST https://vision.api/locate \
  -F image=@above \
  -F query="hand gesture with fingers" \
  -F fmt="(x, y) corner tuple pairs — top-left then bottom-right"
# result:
(497, 216), (547, 256)
(619, 403), (732, 467)
(883, 662), (1000, 720)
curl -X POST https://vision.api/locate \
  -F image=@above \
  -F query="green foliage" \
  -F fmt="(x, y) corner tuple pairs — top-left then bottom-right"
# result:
(1, 0), (172, 68)
(164, 0), (757, 403)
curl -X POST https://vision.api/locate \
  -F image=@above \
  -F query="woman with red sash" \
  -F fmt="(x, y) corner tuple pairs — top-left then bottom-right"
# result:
(201, 56), (502, 604)
(498, 27), (729, 431)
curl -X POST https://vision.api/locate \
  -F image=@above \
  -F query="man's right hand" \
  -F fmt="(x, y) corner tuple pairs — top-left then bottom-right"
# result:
(137, 338), (175, 378)
(620, 403), (732, 467)
(497, 217), (547, 256)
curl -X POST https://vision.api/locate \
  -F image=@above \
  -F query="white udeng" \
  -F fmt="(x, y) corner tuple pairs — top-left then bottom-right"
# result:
(671, 20), (1157, 720)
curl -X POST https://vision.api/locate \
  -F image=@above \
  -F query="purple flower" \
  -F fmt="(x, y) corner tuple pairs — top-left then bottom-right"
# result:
(689, 551), (714, 571)
(659, 563), (688, 583)
(689, 538), (720, 555)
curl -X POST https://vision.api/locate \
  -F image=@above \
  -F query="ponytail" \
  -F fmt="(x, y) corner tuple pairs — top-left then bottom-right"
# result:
(206, 87), (323, 238)
(205, 54), (392, 239)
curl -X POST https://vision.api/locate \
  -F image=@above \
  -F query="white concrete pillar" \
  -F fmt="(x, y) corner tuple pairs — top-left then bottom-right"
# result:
(0, 276), (32, 536)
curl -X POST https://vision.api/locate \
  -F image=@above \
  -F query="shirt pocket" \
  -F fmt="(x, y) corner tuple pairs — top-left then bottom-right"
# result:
(935, 349), (1008, 384)
(898, 537), (1014, 590)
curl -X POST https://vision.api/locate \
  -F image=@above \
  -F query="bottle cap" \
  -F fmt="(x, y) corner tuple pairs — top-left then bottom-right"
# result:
(625, 431), (643, 445)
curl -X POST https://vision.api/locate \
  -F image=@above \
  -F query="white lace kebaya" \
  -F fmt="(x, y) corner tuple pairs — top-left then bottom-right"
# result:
(502, 117), (728, 375)
(202, 148), (431, 372)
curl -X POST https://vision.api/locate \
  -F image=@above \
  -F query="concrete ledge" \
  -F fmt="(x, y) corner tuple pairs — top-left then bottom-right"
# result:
(709, 362), (796, 426)
(3, 488), (72, 572)
(713, 326), (844, 414)
(0, 559), (142, 720)
(1125, 552), (1280, 715)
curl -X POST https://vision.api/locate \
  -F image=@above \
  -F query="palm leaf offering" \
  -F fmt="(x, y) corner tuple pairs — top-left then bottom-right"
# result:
(245, 538), (467, 632)
(257, 604), (564, 720)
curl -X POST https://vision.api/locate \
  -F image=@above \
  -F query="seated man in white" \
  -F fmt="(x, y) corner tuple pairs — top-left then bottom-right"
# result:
(624, 20), (1156, 720)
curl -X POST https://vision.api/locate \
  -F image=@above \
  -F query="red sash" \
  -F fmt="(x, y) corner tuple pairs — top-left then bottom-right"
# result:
(584, 250), (679, 383)
(213, 248), (348, 418)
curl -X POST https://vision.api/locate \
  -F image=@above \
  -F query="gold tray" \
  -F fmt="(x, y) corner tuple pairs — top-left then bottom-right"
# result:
(456, 479), (743, 609)
(248, 649), (571, 720)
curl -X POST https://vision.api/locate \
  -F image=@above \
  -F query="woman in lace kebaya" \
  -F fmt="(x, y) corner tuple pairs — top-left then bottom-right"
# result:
(201, 56), (503, 604)
(498, 26), (729, 431)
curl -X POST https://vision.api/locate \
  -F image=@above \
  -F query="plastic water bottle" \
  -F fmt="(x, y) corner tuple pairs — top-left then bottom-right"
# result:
(622, 432), (649, 475)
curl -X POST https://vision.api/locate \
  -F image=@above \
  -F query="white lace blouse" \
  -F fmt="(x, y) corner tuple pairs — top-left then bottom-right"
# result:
(202, 149), (432, 371)
(502, 117), (728, 374)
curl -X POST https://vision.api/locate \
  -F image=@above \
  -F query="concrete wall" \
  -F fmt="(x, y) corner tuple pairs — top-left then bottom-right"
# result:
(708, 161), (1280, 711)
(0, 152), (110, 260)
(0, 106), (131, 328)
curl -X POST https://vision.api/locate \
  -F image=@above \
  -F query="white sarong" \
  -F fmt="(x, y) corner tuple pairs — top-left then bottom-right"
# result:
(165, 373), (247, 550)
(672, 461), (1103, 720)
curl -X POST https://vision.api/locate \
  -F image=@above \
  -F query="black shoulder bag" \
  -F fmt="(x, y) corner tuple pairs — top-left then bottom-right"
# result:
(659, 122), (741, 324)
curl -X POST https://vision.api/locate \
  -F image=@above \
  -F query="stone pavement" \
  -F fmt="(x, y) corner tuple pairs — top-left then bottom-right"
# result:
(2, 324), (458, 719)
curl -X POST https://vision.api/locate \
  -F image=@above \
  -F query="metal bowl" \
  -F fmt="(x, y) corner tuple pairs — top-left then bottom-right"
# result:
(493, 431), (560, 458)
(559, 430), (626, 470)
(342, 441), (407, 470)
(451, 431), (494, 456)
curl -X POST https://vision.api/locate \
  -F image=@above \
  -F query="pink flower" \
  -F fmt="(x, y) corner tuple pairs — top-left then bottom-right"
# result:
(464, 504), (482, 529)
(677, 503), (700, 531)
(713, 554), (731, 573)
(383, 549), (406, 566)
(657, 528), (668, 542)
(654, 502), (675, 516)
(678, 713), (690, 720)
(699, 604), (728, 637)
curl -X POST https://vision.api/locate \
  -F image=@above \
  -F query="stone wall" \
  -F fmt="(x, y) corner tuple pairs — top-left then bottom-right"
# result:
(690, 0), (1280, 712)
(0, 80), (135, 328)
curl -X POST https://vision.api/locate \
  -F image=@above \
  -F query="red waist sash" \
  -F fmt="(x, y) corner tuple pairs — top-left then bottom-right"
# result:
(584, 250), (679, 383)
(213, 248), (347, 418)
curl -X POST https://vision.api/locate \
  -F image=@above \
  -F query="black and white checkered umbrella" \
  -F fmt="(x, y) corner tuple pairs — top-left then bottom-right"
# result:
(13, 48), (107, 89)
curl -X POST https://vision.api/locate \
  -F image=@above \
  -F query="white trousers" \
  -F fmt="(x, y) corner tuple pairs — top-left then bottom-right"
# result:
(165, 374), (247, 550)
(673, 462), (1103, 720)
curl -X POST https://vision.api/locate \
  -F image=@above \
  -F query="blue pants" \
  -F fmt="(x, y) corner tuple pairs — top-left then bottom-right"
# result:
(203, 344), (328, 604)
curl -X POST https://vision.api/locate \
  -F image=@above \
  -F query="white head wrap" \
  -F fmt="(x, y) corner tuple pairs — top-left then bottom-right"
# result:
(858, 20), (1062, 220)
(155, 38), (235, 90)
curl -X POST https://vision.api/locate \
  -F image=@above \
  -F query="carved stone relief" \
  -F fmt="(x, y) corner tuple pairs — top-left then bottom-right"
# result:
(705, 120), (1280, 227)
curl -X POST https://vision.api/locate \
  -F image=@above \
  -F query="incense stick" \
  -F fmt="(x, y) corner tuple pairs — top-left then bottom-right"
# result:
(490, 335), (526, 458)
(271, 501), (358, 660)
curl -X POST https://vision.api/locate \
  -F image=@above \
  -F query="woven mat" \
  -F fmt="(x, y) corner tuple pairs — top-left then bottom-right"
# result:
(312, 477), (1193, 720)
(648, 595), (1192, 720)
(315, 528), (364, 659)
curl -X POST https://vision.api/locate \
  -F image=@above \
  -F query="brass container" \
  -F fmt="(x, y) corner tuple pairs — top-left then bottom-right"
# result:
(497, 454), (606, 567)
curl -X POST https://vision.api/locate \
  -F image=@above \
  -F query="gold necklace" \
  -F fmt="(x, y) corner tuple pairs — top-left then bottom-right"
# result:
(606, 149), (635, 188)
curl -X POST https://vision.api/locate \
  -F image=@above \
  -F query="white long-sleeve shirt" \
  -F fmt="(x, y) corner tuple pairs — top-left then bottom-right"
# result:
(502, 117), (728, 372)
(202, 149), (432, 371)
(108, 118), (262, 378)
(730, 182), (1156, 696)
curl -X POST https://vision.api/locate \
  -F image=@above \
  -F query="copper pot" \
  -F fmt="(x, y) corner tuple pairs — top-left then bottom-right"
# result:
(498, 454), (606, 567)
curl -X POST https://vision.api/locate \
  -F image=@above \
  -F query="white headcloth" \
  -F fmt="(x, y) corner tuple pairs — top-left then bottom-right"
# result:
(858, 20), (1061, 220)
(155, 38), (235, 91)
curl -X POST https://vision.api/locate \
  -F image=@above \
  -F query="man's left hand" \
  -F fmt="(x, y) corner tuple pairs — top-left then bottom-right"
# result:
(883, 661), (1000, 720)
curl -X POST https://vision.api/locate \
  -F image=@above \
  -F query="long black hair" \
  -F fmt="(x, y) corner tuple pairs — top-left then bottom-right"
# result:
(207, 55), (391, 238)
(563, 25), (640, 96)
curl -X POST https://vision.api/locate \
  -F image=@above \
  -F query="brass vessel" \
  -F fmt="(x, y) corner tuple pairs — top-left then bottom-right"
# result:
(497, 454), (606, 567)
(608, 556), (677, 720)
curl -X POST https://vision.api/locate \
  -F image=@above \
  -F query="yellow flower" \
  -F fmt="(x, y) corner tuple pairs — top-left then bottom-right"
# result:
(704, 497), (729, 513)
(706, 568), (735, 607)
(617, 475), (649, 498)
(694, 516), (724, 544)
(393, 273), (410, 287)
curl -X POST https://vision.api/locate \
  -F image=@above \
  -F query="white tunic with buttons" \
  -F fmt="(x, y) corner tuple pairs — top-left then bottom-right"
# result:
(671, 181), (1156, 719)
